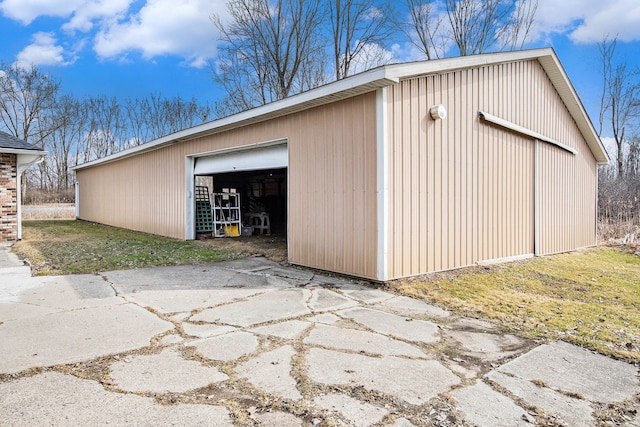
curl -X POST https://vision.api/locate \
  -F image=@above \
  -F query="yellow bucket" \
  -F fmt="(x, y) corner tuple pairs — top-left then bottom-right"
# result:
(223, 225), (240, 237)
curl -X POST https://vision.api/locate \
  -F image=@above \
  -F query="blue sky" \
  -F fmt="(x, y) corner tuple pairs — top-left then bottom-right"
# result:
(1, 0), (639, 146)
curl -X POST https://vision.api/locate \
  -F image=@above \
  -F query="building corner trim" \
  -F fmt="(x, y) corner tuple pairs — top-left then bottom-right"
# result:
(376, 87), (389, 281)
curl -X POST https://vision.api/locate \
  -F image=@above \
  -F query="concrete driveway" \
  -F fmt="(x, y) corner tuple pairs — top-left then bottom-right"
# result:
(1, 245), (638, 426)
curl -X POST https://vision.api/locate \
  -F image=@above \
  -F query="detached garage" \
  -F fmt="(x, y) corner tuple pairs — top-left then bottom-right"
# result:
(73, 48), (609, 281)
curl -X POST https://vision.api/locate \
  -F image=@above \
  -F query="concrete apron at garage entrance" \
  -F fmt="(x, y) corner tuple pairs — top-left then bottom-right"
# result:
(0, 247), (639, 427)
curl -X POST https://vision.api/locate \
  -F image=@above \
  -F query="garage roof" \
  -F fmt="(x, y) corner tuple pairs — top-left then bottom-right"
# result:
(73, 48), (609, 170)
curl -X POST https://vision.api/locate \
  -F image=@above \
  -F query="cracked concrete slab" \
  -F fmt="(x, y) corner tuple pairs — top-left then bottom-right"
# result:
(122, 288), (261, 313)
(313, 393), (388, 427)
(105, 261), (278, 293)
(304, 324), (427, 357)
(2, 246), (638, 426)
(109, 348), (229, 393)
(191, 288), (312, 327)
(0, 371), (233, 426)
(189, 331), (259, 361)
(307, 312), (341, 324)
(158, 334), (184, 345)
(443, 330), (528, 360)
(340, 288), (395, 303)
(338, 307), (440, 344)
(374, 295), (450, 318)
(387, 417), (417, 426)
(451, 381), (530, 427)
(307, 348), (460, 405)
(0, 300), (64, 322)
(448, 317), (498, 332)
(250, 319), (311, 339)
(213, 257), (285, 272)
(0, 303), (173, 374)
(308, 288), (357, 312)
(261, 266), (315, 282)
(496, 341), (640, 403)
(486, 370), (596, 426)
(235, 345), (301, 400)
(252, 410), (303, 426)
(16, 275), (121, 311)
(182, 322), (237, 338)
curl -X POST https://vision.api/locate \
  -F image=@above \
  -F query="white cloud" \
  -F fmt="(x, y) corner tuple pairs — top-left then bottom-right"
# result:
(15, 32), (72, 67)
(347, 42), (396, 76)
(62, 0), (133, 33)
(0, 0), (82, 24)
(94, 0), (227, 68)
(535, 0), (640, 44)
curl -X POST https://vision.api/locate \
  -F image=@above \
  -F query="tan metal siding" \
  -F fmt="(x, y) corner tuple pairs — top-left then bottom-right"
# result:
(537, 143), (576, 254)
(287, 95), (378, 278)
(385, 59), (596, 279)
(77, 94), (378, 279)
(575, 147), (598, 248)
(386, 69), (535, 279)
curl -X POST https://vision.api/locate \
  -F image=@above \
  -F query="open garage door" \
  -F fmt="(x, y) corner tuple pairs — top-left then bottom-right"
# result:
(194, 143), (287, 175)
(186, 141), (288, 240)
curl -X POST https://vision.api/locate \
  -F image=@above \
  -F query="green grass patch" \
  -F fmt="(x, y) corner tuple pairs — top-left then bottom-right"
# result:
(394, 247), (640, 361)
(12, 220), (237, 275)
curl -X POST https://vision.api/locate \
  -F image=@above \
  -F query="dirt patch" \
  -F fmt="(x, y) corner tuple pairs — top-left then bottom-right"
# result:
(196, 233), (288, 263)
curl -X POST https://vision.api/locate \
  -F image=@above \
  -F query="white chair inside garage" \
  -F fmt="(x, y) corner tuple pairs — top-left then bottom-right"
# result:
(248, 212), (270, 235)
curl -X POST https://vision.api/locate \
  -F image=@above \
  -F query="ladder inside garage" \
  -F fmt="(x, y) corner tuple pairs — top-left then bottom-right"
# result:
(195, 186), (214, 233)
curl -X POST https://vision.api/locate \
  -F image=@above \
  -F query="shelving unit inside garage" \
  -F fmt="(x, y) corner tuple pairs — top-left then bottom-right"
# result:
(195, 187), (242, 237)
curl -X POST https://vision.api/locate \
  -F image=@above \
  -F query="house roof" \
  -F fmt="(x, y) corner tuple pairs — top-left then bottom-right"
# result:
(74, 48), (609, 170)
(0, 131), (46, 155)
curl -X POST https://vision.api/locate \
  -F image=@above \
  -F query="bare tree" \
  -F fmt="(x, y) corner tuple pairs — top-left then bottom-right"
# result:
(125, 94), (212, 144)
(0, 62), (60, 146)
(598, 36), (640, 178)
(498, 0), (538, 51)
(212, 0), (326, 113)
(400, 0), (445, 60)
(445, 0), (537, 56)
(83, 96), (126, 161)
(597, 35), (616, 137)
(329, 0), (394, 80)
(47, 95), (88, 190)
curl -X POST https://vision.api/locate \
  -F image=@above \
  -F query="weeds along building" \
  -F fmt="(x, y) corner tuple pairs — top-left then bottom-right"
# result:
(73, 48), (609, 281)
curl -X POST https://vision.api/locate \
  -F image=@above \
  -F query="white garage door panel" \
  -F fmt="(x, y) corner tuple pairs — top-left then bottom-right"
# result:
(194, 144), (288, 175)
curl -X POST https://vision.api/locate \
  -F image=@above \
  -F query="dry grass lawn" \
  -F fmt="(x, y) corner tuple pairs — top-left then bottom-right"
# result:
(390, 245), (640, 362)
(12, 220), (237, 275)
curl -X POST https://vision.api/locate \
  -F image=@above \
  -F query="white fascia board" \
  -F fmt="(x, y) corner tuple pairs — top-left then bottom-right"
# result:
(536, 53), (610, 164)
(384, 48), (556, 81)
(1, 148), (46, 156)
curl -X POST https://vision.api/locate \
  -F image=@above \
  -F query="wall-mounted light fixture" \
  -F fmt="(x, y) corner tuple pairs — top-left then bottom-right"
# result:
(429, 104), (447, 120)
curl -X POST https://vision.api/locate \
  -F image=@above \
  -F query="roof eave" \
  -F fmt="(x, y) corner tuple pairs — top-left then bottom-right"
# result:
(73, 69), (398, 171)
(0, 148), (47, 156)
(536, 52), (610, 164)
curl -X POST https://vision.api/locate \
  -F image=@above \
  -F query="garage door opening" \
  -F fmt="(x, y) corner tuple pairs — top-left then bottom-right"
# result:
(187, 140), (288, 244)
(195, 168), (287, 236)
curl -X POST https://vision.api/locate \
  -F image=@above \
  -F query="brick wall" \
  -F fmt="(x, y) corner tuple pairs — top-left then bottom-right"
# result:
(0, 153), (18, 242)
